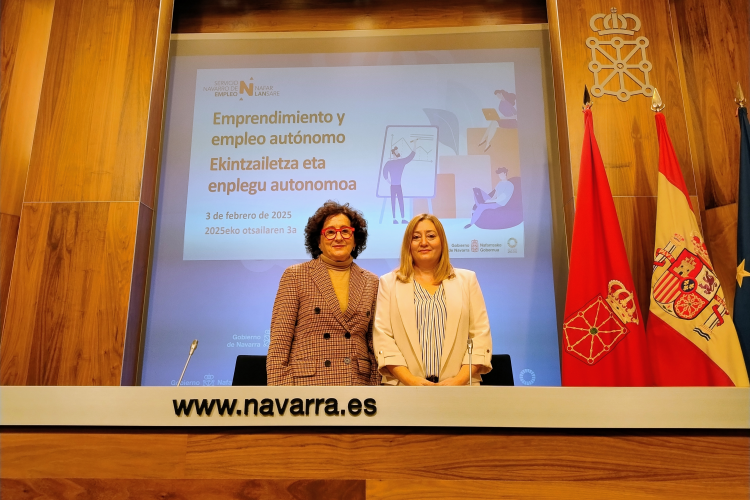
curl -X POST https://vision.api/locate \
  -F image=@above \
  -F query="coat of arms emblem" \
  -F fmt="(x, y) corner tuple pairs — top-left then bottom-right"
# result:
(563, 280), (638, 365)
(652, 234), (728, 339)
(586, 8), (653, 102)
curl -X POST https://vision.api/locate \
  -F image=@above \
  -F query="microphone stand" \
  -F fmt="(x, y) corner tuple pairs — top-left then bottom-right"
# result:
(177, 340), (199, 386)
(467, 338), (473, 386)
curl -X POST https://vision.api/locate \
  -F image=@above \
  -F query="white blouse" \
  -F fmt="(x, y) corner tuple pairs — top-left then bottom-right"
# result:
(413, 281), (447, 378)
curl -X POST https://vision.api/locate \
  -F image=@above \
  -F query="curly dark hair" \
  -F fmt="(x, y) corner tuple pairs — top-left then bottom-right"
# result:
(305, 201), (368, 259)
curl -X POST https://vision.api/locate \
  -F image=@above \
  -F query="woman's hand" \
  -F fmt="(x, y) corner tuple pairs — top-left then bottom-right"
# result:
(405, 376), (438, 386)
(435, 364), (483, 386)
(386, 365), (436, 386)
(435, 376), (467, 386)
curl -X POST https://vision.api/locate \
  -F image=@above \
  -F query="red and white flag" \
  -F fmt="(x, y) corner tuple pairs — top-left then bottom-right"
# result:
(562, 108), (653, 386)
(647, 112), (749, 386)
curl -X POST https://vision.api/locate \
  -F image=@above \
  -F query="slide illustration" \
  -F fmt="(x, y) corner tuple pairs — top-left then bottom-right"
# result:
(376, 126), (439, 223)
(464, 168), (523, 229)
(374, 89), (523, 229)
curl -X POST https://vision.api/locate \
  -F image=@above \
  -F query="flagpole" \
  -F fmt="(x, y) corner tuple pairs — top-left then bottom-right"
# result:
(735, 82), (746, 109)
(583, 85), (592, 110)
(651, 87), (665, 113)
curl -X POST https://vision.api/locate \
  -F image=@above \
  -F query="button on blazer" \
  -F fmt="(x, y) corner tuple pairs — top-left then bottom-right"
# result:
(373, 268), (493, 385)
(267, 258), (380, 385)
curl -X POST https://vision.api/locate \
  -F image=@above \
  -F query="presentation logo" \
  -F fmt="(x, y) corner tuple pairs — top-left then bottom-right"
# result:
(507, 237), (518, 254)
(471, 240), (479, 252)
(203, 77), (280, 99)
(519, 369), (536, 385)
(239, 80), (253, 96)
(203, 374), (215, 386)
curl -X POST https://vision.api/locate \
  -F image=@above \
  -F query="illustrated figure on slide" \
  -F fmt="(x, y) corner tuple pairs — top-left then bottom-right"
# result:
(382, 139), (418, 224)
(478, 90), (518, 152)
(464, 167), (515, 229)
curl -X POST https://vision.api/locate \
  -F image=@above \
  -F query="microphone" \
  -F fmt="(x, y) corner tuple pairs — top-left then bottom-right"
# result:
(177, 340), (199, 387)
(467, 338), (474, 386)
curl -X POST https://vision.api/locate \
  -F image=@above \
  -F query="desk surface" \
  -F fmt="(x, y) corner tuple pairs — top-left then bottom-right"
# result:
(2, 386), (748, 428)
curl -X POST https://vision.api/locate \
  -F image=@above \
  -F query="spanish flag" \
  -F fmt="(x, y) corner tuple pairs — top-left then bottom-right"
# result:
(561, 107), (652, 386)
(647, 111), (749, 386)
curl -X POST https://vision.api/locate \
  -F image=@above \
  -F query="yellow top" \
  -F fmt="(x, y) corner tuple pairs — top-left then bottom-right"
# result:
(319, 254), (352, 312)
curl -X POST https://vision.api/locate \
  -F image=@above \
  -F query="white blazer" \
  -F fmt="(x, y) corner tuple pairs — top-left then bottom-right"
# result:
(373, 268), (493, 385)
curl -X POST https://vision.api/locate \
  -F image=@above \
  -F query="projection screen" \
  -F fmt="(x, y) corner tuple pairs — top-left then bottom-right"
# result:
(140, 26), (567, 388)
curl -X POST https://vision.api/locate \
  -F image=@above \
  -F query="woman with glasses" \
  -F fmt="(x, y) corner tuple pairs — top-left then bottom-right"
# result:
(373, 214), (492, 385)
(267, 201), (380, 385)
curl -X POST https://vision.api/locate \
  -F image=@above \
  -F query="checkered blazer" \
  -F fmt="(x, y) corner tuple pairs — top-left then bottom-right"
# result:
(267, 258), (380, 385)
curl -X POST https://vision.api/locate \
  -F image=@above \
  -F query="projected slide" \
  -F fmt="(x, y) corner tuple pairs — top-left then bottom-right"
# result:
(182, 63), (525, 260)
(142, 32), (564, 388)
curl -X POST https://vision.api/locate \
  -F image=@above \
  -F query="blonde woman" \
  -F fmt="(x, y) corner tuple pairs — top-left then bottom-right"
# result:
(373, 214), (493, 385)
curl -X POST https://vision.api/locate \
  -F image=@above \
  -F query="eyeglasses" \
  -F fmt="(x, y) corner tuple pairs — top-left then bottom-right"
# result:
(321, 226), (355, 240)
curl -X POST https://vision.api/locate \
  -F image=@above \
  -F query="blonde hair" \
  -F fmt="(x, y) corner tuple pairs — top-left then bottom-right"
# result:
(396, 214), (455, 284)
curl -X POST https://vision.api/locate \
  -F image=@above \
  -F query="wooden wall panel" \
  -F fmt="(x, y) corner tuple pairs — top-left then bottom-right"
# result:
(0, 203), (139, 385)
(1, 477), (743, 500)
(0, 432), (188, 478)
(367, 479), (746, 499)
(23, 0), (160, 204)
(122, 204), (154, 385)
(121, 0), (176, 382)
(549, 0), (698, 199)
(0, 0), (55, 339)
(0, 204), (53, 380)
(547, 0), (575, 252)
(1, 430), (747, 498)
(0, 214), (20, 328)
(1, 479), (365, 500)
(669, 0), (750, 313)
(171, 0), (548, 33)
(140, 0), (175, 210)
(704, 203), (739, 312)
(0, 0), (24, 112)
(671, 0), (750, 211)
(0, 0), (54, 216)
(1, 0), (174, 385)
(181, 430), (749, 481)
